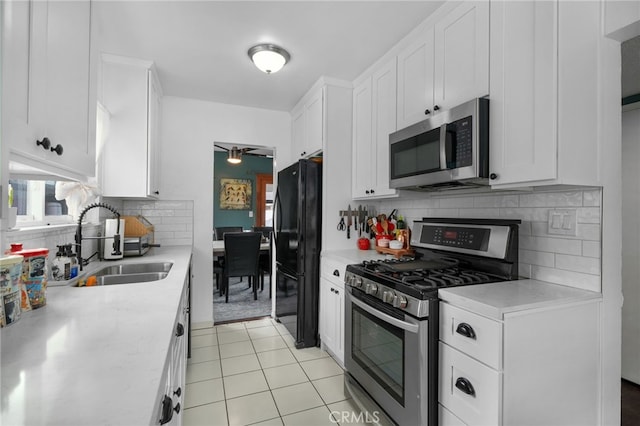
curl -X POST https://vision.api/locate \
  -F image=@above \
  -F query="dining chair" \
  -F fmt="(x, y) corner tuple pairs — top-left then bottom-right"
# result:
(222, 232), (262, 303)
(214, 226), (243, 293)
(252, 226), (273, 297)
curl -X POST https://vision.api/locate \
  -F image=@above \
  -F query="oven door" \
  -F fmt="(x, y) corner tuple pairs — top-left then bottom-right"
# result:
(345, 287), (430, 426)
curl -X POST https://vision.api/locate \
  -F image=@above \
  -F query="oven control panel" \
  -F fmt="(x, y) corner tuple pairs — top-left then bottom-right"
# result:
(411, 221), (516, 260)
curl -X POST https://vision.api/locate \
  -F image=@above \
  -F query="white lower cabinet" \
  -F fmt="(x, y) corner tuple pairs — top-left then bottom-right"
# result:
(319, 256), (348, 366)
(155, 271), (190, 425)
(438, 299), (600, 425)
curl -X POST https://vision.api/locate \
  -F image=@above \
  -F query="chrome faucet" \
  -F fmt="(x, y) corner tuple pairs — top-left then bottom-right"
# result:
(75, 202), (122, 271)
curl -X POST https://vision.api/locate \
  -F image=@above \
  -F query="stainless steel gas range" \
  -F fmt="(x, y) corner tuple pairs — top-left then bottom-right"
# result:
(343, 218), (520, 426)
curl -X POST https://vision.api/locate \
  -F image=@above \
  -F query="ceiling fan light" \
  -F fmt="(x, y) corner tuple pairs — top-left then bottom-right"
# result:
(248, 44), (290, 74)
(227, 147), (242, 164)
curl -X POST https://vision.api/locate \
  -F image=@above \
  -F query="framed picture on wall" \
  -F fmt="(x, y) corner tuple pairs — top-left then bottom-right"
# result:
(220, 178), (252, 210)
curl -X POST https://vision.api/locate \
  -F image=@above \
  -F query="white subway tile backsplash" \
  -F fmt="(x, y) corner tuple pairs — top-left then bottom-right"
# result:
(577, 224), (601, 241)
(499, 207), (551, 222)
(555, 254), (601, 275)
(473, 194), (519, 208)
(520, 249), (555, 268)
(123, 200), (194, 247)
(531, 265), (600, 292)
(577, 207), (601, 224)
(458, 208), (501, 218)
(438, 197), (474, 208)
(582, 241), (601, 258)
(520, 235), (583, 255)
(583, 190), (601, 207)
(364, 188), (600, 293)
(519, 191), (583, 207)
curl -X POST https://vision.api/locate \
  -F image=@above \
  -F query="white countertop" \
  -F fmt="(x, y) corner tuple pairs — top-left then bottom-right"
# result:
(438, 279), (602, 320)
(0, 246), (193, 426)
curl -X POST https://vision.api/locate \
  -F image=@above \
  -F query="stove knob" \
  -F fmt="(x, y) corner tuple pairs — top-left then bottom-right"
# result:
(365, 282), (378, 295)
(393, 295), (408, 309)
(382, 291), (395, 304)
(354, 277), (363, 288)
(345, 275), (353, 286)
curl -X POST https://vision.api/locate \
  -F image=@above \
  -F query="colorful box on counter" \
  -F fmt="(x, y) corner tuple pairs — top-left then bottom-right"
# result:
(0, 255), (24, 327)
(5, 244), (49, 310)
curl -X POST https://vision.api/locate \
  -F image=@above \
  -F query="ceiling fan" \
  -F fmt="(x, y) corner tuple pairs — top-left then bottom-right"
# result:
(214, 144), (261, 164)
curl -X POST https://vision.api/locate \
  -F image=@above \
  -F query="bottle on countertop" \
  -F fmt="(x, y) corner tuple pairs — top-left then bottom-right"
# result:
(65, 245), (79, 279)
(51, 245), (72, 281)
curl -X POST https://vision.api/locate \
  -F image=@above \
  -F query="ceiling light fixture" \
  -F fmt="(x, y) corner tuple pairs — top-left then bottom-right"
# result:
(227, 146), (242, 164)
(248, 44), (290, 74)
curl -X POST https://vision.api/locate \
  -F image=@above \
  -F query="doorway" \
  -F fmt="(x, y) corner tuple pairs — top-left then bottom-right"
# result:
(212, 142), (275, 323)
(255, 173), (274, 227)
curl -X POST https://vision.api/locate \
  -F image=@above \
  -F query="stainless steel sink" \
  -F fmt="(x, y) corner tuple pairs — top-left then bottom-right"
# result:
(95, 272), (169, 285)
(92, 262), (173, 277)
(75, 262), (173, 286)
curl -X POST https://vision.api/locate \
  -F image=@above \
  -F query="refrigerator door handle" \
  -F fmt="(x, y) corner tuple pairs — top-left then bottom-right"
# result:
(274, 187), (281, 248)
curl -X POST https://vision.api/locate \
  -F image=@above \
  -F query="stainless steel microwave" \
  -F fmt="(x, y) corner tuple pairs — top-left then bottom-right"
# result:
(389, 98), (489, 190)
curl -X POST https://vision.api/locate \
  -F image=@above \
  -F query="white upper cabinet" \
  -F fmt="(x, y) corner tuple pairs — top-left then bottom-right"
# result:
(433, 1), (490, 111)
(490, 0), (604, 188)
(291, 87), (323, 159)
(2, 0), (96, 179)
(100, 54), (162, 198)
(489, 0), (557, 185)
(352, 78), (373, 198)
(396, 1), (489, 129)
(352, 58), (398, 200)
(396, 30), (435, 129)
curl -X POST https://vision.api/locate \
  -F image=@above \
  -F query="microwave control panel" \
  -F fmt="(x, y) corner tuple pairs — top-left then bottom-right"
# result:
(445, 115), (473, 169)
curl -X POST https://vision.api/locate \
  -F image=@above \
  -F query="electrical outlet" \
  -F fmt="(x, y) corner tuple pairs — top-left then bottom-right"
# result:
(249, 211), (253, 218)
(548, 209), (577, 236)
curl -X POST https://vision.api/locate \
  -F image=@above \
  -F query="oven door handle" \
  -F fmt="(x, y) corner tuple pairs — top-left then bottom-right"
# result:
(350, 295), (420, 334)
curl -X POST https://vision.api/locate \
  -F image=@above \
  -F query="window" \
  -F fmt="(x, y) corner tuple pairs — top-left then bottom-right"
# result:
(9, 179), (71, 225)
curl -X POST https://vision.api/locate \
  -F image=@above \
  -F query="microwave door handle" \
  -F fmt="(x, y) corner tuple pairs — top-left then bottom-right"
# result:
(350, 294), (419, 334)
(439, 124), (448, 170)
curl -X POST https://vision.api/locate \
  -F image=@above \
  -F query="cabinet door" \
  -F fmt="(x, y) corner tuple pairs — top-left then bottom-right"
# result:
(147, 70), (161, 198)
(352, 78), (373, 199)
(320, 278), (341, 359)
(434, 1), (489, 111)
(304, 88), (324, 156)
(2, 0), (36, 159)
(371, 59), (398, 198)
(291, 106), (305, 159)
(396, 30), (435, 129)
(489, 0), (557, 186)
(4, 0), (94, 178)
(41, 0), (93, 176)
(101, 58), (150, 197)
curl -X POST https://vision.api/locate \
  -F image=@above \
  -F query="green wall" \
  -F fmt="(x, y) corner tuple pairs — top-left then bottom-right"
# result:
(213, 151), (273, 230)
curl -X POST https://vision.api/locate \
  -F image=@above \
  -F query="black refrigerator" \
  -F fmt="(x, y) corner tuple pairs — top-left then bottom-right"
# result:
(274, 159), (322, 349)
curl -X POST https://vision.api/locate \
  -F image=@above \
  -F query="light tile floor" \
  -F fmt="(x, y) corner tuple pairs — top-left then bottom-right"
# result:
(185, 318), (369, 426)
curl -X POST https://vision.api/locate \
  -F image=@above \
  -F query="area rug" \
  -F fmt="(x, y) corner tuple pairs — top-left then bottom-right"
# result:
(213, 276), (272, 323)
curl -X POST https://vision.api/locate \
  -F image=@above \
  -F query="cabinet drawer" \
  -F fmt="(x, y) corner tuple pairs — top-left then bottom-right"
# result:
(439, 343), (501, 426)
(440, 302), (502, 369)
(320, 257), (348, 286)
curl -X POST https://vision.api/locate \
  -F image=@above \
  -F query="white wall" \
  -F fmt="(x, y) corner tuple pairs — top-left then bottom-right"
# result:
(159, 96), (291, 325)
(622, 107), (640, 384)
